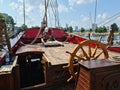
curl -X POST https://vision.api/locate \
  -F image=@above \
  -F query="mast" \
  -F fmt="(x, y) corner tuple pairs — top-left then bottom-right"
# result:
(23, 0), (26, 28)
(55, 0), (59, 27)
(94, 0), (97, 25)
(93, 0), (97, 30)
(44, 0), (47, 27)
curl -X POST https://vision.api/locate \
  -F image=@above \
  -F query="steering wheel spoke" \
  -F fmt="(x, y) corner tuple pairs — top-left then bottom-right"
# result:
(80, 47), (90, 60)
(75, 54), (86, 60)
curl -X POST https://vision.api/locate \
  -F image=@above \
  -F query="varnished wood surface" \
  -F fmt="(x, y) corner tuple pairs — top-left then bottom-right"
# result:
(76, 49), (120, 90)
(16, 43), (120, 66)
(79, 50), (120, 69)
(0, 56), (20, 90)
(41, 43), (76, 65)
(77, 59), (120, 90)
(16, 44), (44, 55)
(79, 59), (120, 69)
(15, 43), (76, 65)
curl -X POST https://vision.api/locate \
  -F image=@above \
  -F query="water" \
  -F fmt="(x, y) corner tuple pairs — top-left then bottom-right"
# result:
(80, 34), (120, 45)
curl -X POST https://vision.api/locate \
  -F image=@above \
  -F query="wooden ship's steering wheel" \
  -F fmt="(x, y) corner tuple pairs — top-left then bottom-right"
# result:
(63, 34), (109, 82)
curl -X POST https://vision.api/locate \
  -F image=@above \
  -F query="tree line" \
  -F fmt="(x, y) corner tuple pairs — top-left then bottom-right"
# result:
(65, 23), (120, 33)
(0, 13), (27, 33)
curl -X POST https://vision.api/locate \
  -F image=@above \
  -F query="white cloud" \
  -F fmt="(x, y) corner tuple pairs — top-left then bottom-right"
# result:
(58, 4), (69, 13)
(69, 0), (95, 6)
(70, 20), (77, 25)
(18, 0), (23, 3)
(97, 13), (109, 26)
(26, 6), (34, 14)
(117, 17), (120, 21)
(9, 1), (38, 27)
(29, 0), (43, 7)
(83, 17), (90, 22)
(9, 1), (36, 15)
(97, 13), (108, 20)
(9, 2), (23, 12)
(9, 2), (23, 16)
(80, 15), (89, 22)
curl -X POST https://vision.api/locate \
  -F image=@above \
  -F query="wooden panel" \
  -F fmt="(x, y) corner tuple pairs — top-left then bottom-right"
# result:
(0, 19), (4, 48)
(12, 65), (20, 90)
(42, 55), (71, 87)
(16, 44), (44, 55)
(93, 65), (120, 90)
(79, 59), (120, 70)
(0, 72), (14, 90)
(0, 56), (20, 90)
(76, 59), (120, 90)
(76, 67), (90, 90)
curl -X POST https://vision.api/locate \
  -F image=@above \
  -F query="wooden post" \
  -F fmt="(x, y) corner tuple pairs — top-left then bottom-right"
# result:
(0, 19), (4, 50)
(0, 19), (12, 53)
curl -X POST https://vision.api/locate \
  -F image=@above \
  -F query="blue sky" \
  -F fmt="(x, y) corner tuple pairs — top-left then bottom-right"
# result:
(0, 0), (120, 29)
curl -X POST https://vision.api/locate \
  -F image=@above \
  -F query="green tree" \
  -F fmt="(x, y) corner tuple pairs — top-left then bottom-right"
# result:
(80, 27), (85, 33)
(66, 26), (73, 33)
(95, 26), (107, 33)
(31, 26), (40, 28)
(0, 13), (4, 18)
(111, 23), (119, 32)
(21, 24), (28, 30)
(2, 14), (16, 31)
(6, 16), (16, 31)
(89, 28), (92, 32)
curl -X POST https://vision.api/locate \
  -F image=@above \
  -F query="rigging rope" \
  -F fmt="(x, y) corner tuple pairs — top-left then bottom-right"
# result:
(28, 0), (50, 44)
(30, 28), (42, 44)
(49, 0), (59, 27)
(98, 11), (120, 26)
(48, 9), (52, 27)
(22, 0), (61, 45)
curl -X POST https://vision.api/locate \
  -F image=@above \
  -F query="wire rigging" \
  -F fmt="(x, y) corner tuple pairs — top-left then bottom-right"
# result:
(98, 11), (120, 26)
(49, 0), (60, 27)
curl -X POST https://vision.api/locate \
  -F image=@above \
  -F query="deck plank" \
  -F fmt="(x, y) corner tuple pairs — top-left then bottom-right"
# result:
(41, 43), (76, 65)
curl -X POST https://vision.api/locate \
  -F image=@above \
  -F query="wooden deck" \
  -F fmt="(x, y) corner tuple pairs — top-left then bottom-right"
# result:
(40, 43), (120, 90)
(1, 42), (120, 90)
(41, 43), (76, 65)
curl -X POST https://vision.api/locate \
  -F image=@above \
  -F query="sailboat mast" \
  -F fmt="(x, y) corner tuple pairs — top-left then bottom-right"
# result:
(94, 0), (97, 25)
(23, 0), (25, 26)
(44, 0), (48, 27)
(55, 0), (59, 27)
